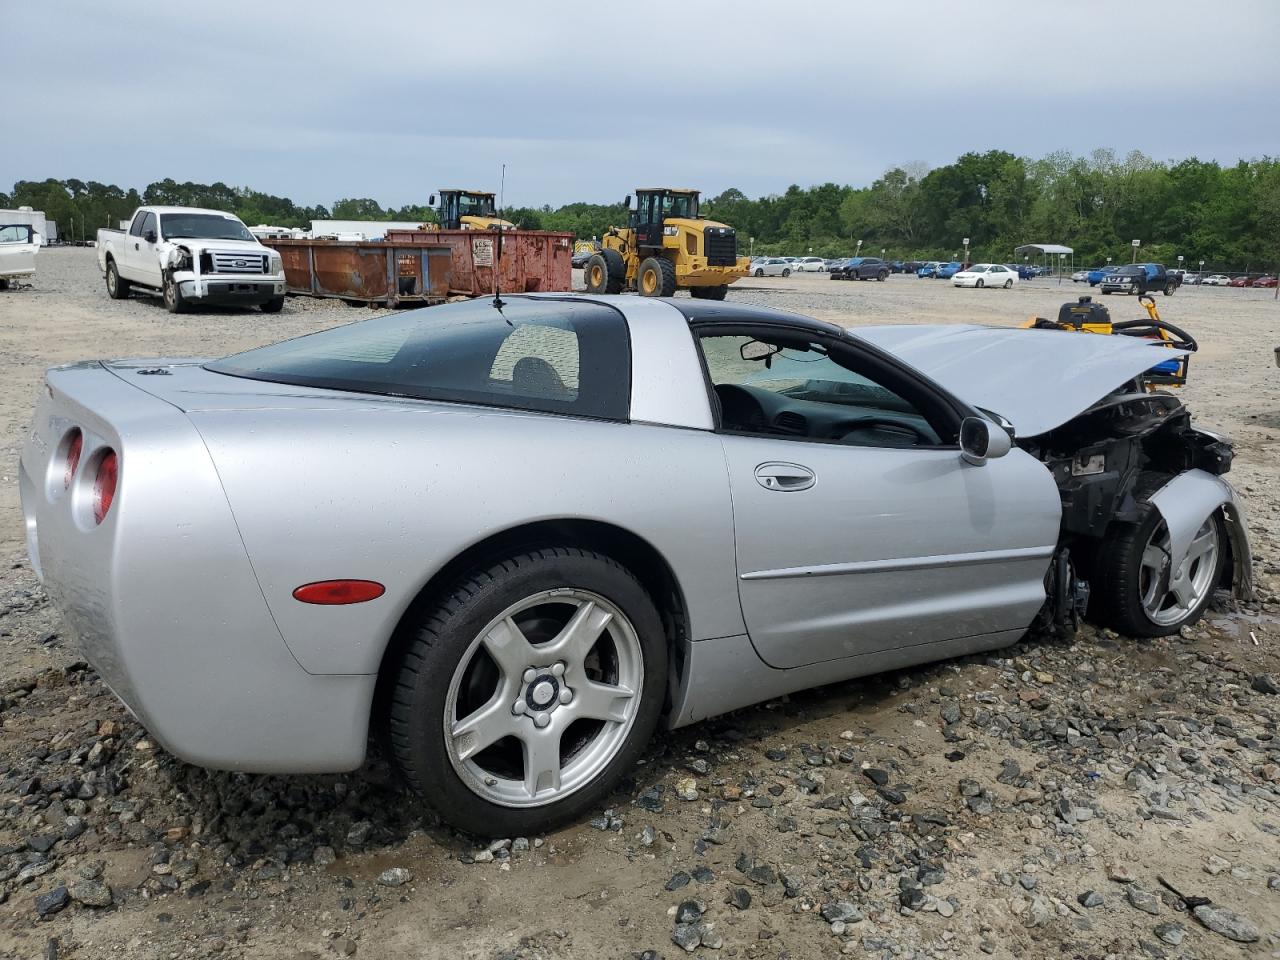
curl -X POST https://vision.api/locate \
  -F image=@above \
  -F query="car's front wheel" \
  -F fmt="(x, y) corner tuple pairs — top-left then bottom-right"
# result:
(162, 275), (187, 313)
(388, 547), (667, 836)
(1090, 477), (1226, 637)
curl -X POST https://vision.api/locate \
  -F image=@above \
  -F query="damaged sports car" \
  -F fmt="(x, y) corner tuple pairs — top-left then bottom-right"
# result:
(20, 295), (1251, 835)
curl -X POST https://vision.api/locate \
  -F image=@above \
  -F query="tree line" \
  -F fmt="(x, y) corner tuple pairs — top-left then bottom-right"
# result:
(6, 149), (1279, 271)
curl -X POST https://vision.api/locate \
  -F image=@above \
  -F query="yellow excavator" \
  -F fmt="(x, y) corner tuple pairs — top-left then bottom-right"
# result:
(584, 188), (749, 299)
(429, 190), (515, 231)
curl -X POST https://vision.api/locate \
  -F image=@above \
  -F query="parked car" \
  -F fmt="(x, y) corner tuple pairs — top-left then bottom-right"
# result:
(1181, 272), (1201, 285)
(0, 222), (42, 289)
(21, 294), (1252, 836)
(751, 258), (791, 277)
(831, 256), (891, 281)
(824, 259), (845, 270)
(917, 261), (941, 278)
(1100, 263), (1179, 296)
(1226, 276), (1253, 288)
(1252, 275), (1277, 288)
(936, 262), (963, 280)
(97, 206), (287, 313)
(952, 263), (1019, 288)
(571, 249), (596, 269)
(794, 256), (827, 273)
(1014, 264), (1038, 280)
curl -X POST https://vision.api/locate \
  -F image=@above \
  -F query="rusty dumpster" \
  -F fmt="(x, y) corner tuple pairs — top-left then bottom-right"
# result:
(263, 239), (453, 307)
(382, 229), (573, 298)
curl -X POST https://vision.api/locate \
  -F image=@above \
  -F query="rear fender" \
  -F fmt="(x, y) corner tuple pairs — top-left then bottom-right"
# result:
(1147, 469), (1254, 601)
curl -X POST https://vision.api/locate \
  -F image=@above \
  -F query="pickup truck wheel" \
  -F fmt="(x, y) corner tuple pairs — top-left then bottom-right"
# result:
(1163, 282), (1176, 296)
(105, 260), (130, 299)
(260, 296), (285, 313)
(387, 547), (667, 836)
(1090, 475), (1226, 637)
(162, 276), (187, 314)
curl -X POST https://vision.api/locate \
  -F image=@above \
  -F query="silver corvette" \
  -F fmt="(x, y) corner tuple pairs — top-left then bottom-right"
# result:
(20, 294), (1252, 835)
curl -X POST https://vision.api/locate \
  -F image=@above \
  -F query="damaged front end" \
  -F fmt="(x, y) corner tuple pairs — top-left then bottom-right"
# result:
(1020, 384), (1253, 630)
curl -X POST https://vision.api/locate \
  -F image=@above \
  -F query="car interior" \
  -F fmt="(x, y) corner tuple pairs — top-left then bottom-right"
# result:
(698, 332), (955, 448)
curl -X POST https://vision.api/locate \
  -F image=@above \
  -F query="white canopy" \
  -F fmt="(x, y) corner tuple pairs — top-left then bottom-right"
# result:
(1014, 243), (1073, 255)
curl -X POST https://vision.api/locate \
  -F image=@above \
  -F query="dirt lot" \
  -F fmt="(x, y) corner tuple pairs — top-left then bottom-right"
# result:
(1, 249), (1278, 960)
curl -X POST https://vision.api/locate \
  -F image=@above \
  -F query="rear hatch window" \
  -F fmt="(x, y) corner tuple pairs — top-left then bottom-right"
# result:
(206, 296), (631, 420)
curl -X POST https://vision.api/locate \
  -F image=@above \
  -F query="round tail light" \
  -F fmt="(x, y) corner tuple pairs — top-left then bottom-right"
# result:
(93, 450), (119, 525)
(63, 429), (83, 490)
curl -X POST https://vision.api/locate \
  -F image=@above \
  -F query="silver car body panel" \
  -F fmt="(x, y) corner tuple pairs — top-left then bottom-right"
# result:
(1148, 468), (1255, 602)
(852, 325), (1190, 438)
(18, 296), (1248, 773)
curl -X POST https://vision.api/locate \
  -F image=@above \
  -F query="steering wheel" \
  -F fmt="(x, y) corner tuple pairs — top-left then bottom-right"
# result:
(713, 384), (768, 432)
(829, 417), (932, 445)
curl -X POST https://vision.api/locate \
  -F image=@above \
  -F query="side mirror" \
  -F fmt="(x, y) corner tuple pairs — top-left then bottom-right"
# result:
(623, 195), (631, 209)
(144, 230), (157, 244)
(960, 416), (1011, 465)
(428, 194), (436, 206)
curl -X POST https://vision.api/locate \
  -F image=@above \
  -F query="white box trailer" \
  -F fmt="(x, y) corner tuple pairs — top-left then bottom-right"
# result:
(307, 219), (427, 240)
(0, 207), (50, 245)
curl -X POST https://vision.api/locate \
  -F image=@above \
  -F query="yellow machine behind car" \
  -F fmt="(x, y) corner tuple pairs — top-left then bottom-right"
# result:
(429, 190), (515, 231)
(1023, 295), (1197, 388)
(584, 188), (750, 300)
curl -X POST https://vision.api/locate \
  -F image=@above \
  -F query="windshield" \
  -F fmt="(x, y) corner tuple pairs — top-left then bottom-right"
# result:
(1115, 265), (1142, 275)
(967, 265), (988, 273)
(206, 297), (631, 420)
(458, 194), (496, 217)
(161, 214), (254, 242)
(662, 193), (698, 219)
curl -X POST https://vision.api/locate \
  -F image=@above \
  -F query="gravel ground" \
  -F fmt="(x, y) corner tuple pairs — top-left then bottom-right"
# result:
(0, 250), (1278, 960)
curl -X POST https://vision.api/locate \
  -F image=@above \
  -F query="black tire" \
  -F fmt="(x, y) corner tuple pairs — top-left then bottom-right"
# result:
(1163, 282), (1176, 296)
(975, 279), (984, 288)
(0, 279), (8, 291)
(1003, 279), (1013, 289)
(1089, 474), (1226, 638)
(387, 547), (668, 836)
(782, 268), (790, 277)
(598, 249), (625, 294)
(162, 274), (186, 314)
(636, 257), (675, 297)
(690, 285), (728, 301)
(260, 296), (285, 313)
(877, 270), (888, 281)
(105, 259), (130, 299)
(754, 268), (764, 277)
(584, 254), (610, 294)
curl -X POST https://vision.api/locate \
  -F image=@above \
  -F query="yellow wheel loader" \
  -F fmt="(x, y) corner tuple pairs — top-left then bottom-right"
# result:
(584, 188), (749, 300)
(429, 190), (515, 231)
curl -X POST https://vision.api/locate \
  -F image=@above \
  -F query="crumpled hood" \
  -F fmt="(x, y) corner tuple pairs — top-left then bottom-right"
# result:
(853, 324), (1190, 438)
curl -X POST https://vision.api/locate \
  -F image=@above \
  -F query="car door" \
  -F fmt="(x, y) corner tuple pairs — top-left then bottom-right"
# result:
(132, 211), (162, 288)
(697, 327), (1060, 669)
(0, 224), (36, 277)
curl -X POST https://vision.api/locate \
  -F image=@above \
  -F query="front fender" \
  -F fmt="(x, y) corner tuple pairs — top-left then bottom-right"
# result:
(1148, 469), (1254, 602)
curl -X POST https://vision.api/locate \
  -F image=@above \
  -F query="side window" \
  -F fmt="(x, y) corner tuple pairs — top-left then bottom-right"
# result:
(489, 323), (581, 400)
(697, 332), (957, 449)
(139, 212), (157, 239)
(128, 212), (146, 237)
(0, 225), (26, 243)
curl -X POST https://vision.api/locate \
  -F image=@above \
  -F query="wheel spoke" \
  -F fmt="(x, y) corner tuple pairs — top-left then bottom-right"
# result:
(544, 599), (613, 664)
(482, 617), (536, 679)
(521, 729), (562, 798)
(451, 696), (514, 763)
(1186, 525), (1217, 564)
(1168, 570), (1195, 611)
(571, 678), (634, 724)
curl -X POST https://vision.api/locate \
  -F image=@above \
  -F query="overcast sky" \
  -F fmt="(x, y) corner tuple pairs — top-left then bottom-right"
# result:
(7, 1), (1279, 209)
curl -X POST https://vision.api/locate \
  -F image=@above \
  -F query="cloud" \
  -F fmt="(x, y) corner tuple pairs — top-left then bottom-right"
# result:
(7, 0), (1279, 208)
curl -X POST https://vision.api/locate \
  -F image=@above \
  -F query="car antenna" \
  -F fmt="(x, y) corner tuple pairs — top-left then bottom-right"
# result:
(493, 163), (507, 315)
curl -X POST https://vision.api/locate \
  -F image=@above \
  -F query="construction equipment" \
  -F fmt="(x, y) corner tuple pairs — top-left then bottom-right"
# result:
(1024, 295), (1197, 388)
(429, 190), (515, 231)
(584, 188), (749, 300)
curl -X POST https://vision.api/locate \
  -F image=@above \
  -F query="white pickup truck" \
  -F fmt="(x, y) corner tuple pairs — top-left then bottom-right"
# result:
(97, 206), (286, 313)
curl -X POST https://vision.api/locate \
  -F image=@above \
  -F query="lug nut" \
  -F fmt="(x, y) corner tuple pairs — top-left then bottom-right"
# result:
(533, 712), (550, 728)
(513, 701), (527, 715)
(559, 689), (573, 705)
(522, 668), (537, 683)
(551, 662), (566, 677)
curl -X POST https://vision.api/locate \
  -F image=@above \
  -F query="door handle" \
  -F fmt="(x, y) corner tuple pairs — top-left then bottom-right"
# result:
(754, 461), (815, 491)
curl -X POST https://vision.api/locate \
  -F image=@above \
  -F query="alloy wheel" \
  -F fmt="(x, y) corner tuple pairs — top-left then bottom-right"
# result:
(1138, 517), (1219, 626)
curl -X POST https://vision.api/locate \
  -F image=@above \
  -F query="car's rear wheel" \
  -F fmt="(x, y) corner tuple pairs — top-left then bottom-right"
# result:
(877, 270), (888, 281)
(1163, 281), (1176, 296)
(388, 547), (667, 836)
(105, 259), (130, 299)
(1004, 279), (1013, 288)
(1090, 477), (1226, 637)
